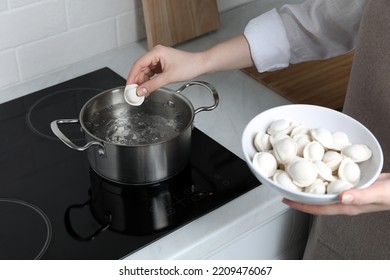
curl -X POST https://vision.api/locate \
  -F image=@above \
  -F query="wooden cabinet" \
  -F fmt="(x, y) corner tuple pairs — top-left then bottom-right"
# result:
(242, 51), (354, 111)
(142, 0), (221, 49)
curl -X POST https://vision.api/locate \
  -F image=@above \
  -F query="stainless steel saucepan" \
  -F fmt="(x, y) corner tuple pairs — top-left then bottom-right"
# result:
(51, 81), (219, 184)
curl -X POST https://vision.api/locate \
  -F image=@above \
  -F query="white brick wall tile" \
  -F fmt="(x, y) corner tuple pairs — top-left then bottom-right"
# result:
(66, 0), (138, 28)
(9, 0), (44, 9)
(18, 19), (117, 80)
(0, 0), (8, 11)
(117, 7), (145, 47)
(0, 50), (19, 88)
(0, 1), (67, 51)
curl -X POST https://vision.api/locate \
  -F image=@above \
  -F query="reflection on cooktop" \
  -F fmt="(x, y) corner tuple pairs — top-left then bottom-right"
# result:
(65, 166), (193, 239)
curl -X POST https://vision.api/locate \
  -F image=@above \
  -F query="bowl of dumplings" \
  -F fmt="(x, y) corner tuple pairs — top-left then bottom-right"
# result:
(242, 104), (383, 204)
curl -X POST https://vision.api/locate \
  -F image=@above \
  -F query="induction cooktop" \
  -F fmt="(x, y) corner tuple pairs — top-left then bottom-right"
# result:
(0, 67), (259, 259)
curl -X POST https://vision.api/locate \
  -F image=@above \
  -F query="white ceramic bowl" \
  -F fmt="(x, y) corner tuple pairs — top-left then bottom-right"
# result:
(242, 104), (383, 204)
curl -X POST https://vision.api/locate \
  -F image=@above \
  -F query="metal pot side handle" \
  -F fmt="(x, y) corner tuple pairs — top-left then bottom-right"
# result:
(176, 81), (219, 114)
(50, 119), (105, 155)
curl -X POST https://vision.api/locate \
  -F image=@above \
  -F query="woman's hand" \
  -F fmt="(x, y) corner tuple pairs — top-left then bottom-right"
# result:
(126, 35), (254, 97)
(127, 45), (205, 97)
(283, 173), (390, 215)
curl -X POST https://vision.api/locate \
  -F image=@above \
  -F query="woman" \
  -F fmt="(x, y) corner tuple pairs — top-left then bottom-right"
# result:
(127, 0), (390, 259)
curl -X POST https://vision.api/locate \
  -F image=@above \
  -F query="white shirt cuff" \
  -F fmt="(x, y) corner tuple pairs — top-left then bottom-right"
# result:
(244, 8), (291, 72)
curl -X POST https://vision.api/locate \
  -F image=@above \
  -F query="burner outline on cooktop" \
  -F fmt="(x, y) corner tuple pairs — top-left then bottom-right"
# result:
(0, 198), (52, 260)
(26, 88), (102, 140)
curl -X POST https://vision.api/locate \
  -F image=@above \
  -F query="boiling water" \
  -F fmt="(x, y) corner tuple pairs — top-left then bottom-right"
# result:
(84, 103), (190, 145)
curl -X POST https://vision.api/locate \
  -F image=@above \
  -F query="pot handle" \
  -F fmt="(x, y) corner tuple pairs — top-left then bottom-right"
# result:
(176, 81), (219, 114)
(50, 119), (105, 156)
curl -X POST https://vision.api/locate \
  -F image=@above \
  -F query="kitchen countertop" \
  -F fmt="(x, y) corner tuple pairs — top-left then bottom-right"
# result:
(2, 0), (309, 259)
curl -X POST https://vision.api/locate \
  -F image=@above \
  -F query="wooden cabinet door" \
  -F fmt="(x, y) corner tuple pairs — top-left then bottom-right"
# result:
(142, 0), (221, 49)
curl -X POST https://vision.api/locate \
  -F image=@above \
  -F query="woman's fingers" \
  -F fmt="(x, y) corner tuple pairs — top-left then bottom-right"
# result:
(283, 173), (390, 216)
(341, 179), (390, 206)
(127, 49), (162, 84)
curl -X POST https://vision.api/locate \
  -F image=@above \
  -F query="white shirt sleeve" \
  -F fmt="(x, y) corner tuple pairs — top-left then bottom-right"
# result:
(244, 9), (291, 72)
(244, 0), (368, 73)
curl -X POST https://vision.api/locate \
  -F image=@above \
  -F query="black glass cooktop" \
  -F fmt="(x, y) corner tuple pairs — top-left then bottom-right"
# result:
(0, 67), (259, 260)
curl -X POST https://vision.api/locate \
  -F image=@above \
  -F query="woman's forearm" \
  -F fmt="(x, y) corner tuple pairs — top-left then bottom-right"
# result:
(200, 35), (254, 74)
(127, 35), (254, 95)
